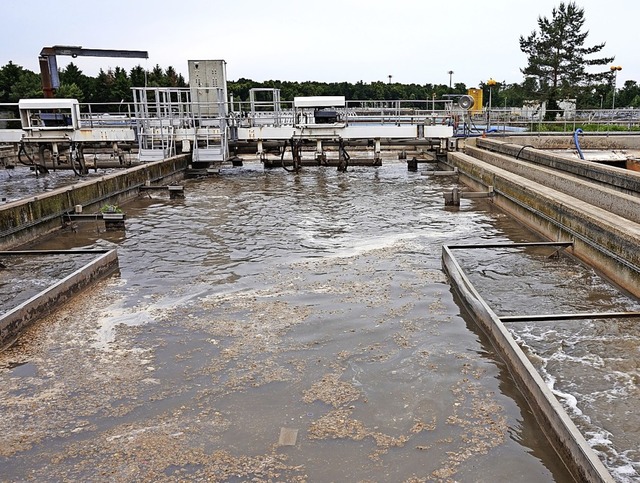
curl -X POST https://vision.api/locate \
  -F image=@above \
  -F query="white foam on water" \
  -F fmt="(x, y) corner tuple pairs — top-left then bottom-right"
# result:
(295, 229), (421, 259)
(586, 429), (640, 482)
(91, 289), (210, 350)
(330, 232), (420, 258)
(151, 288), (210, 309)
(92, 310), (154, 350)
(510, 325), (640, 481)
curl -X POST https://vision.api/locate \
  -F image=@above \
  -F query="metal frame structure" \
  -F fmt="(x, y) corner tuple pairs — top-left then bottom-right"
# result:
(1, 58), (462, 170)
(131, 86), (229, 163)
(39, 45), (148, 98)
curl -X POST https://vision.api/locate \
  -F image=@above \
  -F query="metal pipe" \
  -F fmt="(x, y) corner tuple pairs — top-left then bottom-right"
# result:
(573, 128), (585, 160)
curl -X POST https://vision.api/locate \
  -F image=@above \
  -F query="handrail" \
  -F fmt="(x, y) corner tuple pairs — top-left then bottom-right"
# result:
(1, 99), (640, 135)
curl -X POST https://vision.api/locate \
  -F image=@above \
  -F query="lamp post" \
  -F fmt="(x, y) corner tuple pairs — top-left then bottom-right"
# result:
(487, 78), (497, 130)
(610, 65), (622, 109)
(447, 70), (454, 89)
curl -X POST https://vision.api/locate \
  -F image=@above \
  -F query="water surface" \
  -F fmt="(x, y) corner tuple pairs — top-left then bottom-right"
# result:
(1, 160), (634, 481)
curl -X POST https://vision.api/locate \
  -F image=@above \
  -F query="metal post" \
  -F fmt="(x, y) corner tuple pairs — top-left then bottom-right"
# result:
(488, 87), (492, 130)
(487, 78), (496, 132)
(610, 65), (622, 110)
(315, 140), (325, 164)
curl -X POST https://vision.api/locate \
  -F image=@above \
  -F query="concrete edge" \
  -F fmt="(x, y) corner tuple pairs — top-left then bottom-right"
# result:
(464, 145), (640, 224)
(476, 138), (640, 193)
(442, 245), (614, 483)
(0, 155), (189, 250)
(0, 249), (119, 349)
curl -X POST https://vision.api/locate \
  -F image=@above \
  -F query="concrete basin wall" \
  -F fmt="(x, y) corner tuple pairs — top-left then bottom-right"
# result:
(464, 145), (640, 224)
(0, 155), (189, 250)
(486, 133), (640, 151)
(447, 151), (640, 298)
(0, 249), (119, 349)
(475, 137), (640, 194)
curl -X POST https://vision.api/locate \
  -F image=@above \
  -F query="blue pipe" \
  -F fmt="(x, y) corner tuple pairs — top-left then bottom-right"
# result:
(573, 128), (585, 160)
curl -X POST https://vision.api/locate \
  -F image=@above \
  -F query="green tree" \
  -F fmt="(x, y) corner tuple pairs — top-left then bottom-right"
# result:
(91, 68), (113, 104)
(164, 66), (186, 87)
(10, 70), (42, 100)
(59, 62), (92, 101)
(519, 2), (614, 118)
(55, 82), (84, 101)
(0, 61), (27, 102)
(111, 66), (132, 105)
(59, 63), (87, 88)
(617, 80), (640, 108)
(130, 65), (147, 87)
(500, 82), (532, 108)
(148, 64), (165, 86)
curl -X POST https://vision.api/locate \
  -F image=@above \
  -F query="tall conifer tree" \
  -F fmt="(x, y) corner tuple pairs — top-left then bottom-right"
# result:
(520, 2), (614, 117)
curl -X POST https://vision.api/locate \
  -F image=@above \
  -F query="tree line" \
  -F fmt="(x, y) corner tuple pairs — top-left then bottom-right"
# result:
(0, 61), (188, 105)
(0, 60), (514, 107)
(1, 3), (639, 112)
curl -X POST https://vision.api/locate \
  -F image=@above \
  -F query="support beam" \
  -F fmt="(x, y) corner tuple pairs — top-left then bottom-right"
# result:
(39, 45), (148, 97)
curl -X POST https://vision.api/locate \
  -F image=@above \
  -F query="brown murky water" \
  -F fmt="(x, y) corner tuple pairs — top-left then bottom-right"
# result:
(1, 160), (637, 481)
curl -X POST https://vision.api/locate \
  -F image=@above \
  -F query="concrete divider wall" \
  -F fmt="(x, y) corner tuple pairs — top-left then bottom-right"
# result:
(442, 246), (614, 483)
(448, 151), (640, 298)
(0, 249), (119, 349)
(464, 145), (640, 224)
(0, 155), (189, 250)
(487, 134), (640, 151)
(476, 138), (640, 194)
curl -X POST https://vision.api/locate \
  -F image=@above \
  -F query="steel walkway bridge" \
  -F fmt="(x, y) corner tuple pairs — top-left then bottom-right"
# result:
(0, 59), (466, 172)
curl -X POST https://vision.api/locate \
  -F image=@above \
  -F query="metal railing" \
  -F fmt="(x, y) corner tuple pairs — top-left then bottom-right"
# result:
(2, 98), (640, 145)
(479, 107), (640, 134)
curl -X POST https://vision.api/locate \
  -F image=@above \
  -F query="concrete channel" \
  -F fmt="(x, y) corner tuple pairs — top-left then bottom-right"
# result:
(446, 135), (640, 299)
(0, 249), (118, 349)
(0, 155), (188, 347)
(442, 242), (615, 483)
(441, 133), (640, 482)
(0, 155), (189, 250)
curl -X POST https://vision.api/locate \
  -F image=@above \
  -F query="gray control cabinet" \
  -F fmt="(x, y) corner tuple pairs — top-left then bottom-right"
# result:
(188, 60), (228, 117)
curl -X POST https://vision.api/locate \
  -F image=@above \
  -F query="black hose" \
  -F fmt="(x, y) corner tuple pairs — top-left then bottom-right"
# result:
(280, 138), (303, 173)
(69, 142), (86, 177)
(515, 145), (535, 160)
(337, 139), (350, 172)
(279, 140), (296, 173)
(17, 142), (48, 175)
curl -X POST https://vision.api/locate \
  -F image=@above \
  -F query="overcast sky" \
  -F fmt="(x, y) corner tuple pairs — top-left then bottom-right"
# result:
(2, 0), (636, 89)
